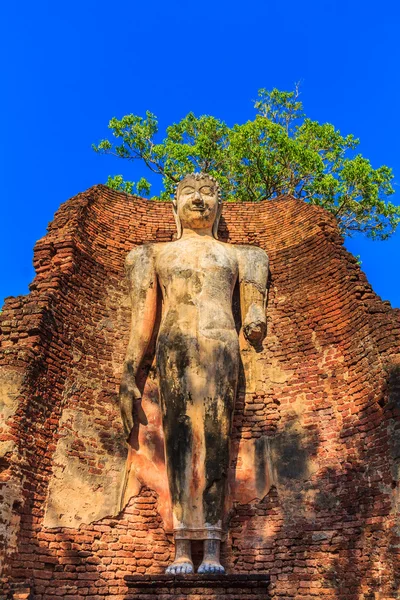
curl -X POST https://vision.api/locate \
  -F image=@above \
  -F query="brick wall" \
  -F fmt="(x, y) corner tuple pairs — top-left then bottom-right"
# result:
(0, 185), (399, 599)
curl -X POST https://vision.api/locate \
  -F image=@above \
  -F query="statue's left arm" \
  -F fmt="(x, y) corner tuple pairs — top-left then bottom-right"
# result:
(119, 244), (158, 439)
(236, 245), (269, 344)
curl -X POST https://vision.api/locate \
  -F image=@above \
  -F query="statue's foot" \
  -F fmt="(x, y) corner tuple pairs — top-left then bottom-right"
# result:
(165, 559), (194, 575)
(197, 560), (225, 574)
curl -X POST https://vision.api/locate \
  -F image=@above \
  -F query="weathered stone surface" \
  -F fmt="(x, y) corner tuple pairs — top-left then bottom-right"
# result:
(43, 408), (125, 528)
(0, 184), (399, 598)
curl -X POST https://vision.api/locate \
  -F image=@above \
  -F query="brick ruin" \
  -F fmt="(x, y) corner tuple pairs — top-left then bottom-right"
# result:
(0, 184), (399, 599)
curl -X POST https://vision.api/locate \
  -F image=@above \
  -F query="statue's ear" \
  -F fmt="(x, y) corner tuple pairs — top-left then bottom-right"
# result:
(212, 202), (223, 240)
(172, 200), (182, 239)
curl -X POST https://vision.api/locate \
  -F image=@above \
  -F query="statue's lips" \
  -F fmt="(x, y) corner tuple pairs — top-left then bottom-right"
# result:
(188, 207), (207, 212)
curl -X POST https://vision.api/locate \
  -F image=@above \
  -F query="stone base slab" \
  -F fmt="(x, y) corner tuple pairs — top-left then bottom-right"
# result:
(125, 574), (270, 599)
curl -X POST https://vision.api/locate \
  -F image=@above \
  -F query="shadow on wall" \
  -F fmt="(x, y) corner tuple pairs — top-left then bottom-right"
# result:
(225, 364), (400, 599)
(270, 418), (320, 482)
(226, 415), (321, 570)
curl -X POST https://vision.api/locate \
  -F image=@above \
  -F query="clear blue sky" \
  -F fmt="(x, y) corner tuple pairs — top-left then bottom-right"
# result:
(1, 0), (399, 307)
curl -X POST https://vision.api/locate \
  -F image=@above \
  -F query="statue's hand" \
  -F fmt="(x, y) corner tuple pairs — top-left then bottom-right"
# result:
(119, 375), (146, 440)
(243, 305), (267, 344)
(244, 320), (267, 344)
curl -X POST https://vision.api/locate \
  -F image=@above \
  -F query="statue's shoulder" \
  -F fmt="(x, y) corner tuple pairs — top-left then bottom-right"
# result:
(234, 243), (269, 265)
(125, 242), (158, 270)
(125, 242), (172, 272)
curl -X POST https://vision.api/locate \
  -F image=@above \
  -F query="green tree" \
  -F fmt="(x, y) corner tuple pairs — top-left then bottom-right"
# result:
(93, 87), (398, 240)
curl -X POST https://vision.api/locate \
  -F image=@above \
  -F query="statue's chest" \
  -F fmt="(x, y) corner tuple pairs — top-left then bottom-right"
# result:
(156, 241), (238, 287)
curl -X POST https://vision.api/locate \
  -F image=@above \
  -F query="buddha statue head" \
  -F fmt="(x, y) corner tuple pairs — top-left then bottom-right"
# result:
(172, 173), (223, 239)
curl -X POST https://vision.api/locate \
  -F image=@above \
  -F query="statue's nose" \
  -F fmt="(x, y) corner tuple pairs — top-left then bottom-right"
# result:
(193, 191), (204, 205)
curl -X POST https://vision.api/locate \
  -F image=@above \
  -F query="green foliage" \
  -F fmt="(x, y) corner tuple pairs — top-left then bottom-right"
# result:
(93, 87), (398, 239)
(106, 175), (150, 196)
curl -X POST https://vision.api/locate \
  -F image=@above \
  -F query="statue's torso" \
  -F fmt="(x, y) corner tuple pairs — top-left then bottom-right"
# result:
(155, 237), (238, 338)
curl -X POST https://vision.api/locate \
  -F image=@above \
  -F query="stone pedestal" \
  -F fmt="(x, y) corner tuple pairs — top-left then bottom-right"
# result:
(125, 574), (270, 599)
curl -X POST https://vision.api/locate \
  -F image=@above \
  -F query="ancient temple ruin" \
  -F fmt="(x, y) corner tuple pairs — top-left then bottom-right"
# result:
(0, 184), (399, 599)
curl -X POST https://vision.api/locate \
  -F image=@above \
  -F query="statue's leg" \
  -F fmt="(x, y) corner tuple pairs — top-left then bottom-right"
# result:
(198, 341), (238, 574)
(197, 539), (224, 574)
(165, 539), (194, 574)
(157, 336), (199, 573)
(196, 390), (233, 574)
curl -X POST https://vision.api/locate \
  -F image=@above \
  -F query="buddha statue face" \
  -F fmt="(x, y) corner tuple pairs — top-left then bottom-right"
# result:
(173, 174), (222, 238)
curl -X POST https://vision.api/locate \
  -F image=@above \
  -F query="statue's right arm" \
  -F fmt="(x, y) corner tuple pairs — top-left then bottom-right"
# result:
(119, 244), (158, 439)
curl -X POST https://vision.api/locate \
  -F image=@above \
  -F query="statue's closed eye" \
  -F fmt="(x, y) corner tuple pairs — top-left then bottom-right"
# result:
(181, 186), (195, 194)
(199, 186), (213, 195)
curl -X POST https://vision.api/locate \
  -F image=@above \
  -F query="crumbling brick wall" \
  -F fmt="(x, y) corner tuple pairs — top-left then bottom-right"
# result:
(0, 185), (399, 600)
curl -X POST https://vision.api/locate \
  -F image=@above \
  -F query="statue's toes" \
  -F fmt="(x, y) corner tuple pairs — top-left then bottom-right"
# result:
(182, 563), (194, 574)
(198, 562), (225, 574)
(207, 564), (213, 573)
(166, 561), (193, 575)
